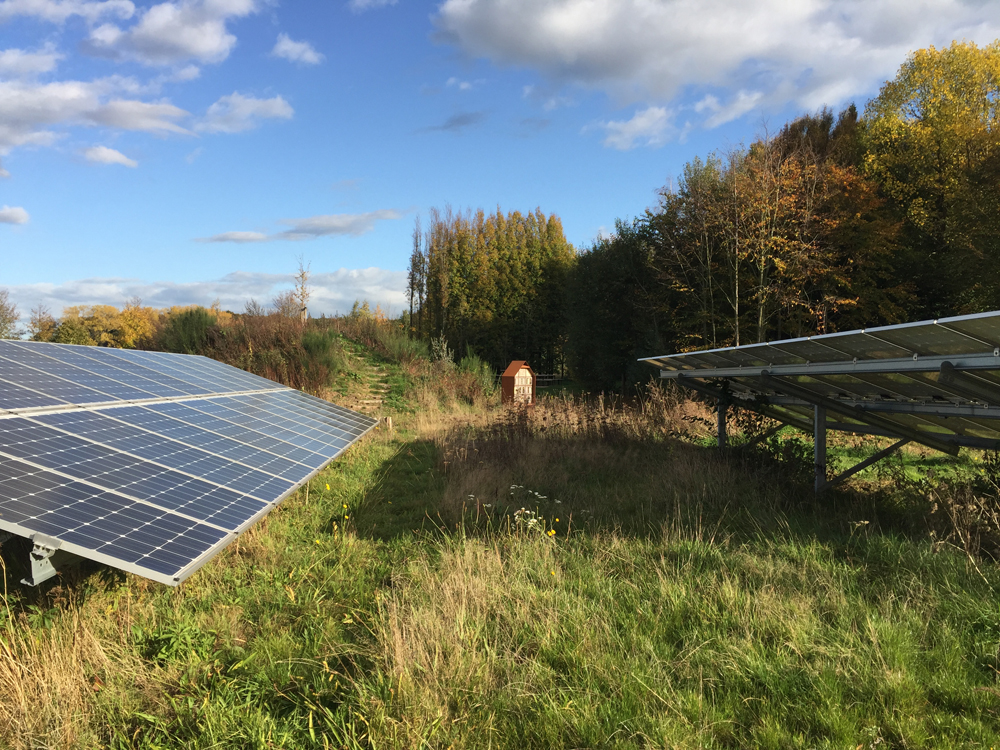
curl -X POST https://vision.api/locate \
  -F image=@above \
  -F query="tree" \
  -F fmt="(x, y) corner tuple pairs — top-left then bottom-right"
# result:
(566, 219), (663, 393)
(0, 289), (18, 339)
(244, 298), (267, 317)
(116, 297), (156, 348)
(272, 290), (299, 318)
(407, 216), (425, 337)
(52, 317), (95, 345)
(415, 206), (575, 372)
(294, 257), (311, 323)
(28, 304), (57, 341)
(864, 41), (1000, 315)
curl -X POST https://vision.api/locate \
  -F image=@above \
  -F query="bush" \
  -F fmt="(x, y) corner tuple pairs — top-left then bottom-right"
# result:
(156, 307), (217, 355)
(300, 328), (347, 388)
(458, 347), (496, 399)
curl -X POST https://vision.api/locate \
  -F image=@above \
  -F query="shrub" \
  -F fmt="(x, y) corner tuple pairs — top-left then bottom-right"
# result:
(155, 307), (217, 355)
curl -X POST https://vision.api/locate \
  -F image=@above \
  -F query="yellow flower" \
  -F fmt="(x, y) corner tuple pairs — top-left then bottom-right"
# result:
(548, 529), (556, 536)
(326, 484), (330, 491)
(555, 518), (559, 522)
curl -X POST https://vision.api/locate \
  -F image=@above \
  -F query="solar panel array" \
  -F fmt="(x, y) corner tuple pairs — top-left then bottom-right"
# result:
(641, 311), (1000, 451)
(0, 341), (377, 585)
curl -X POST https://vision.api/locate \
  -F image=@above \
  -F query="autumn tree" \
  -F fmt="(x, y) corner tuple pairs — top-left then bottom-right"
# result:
(28, 304), (57, 341)
(0, 289), (18, 339)
(864, 41), (1000, 315)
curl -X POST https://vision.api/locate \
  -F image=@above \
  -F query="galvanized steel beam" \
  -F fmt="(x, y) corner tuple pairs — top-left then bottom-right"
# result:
(656, 350), (1000, 380)
(758, 372), (959, 456)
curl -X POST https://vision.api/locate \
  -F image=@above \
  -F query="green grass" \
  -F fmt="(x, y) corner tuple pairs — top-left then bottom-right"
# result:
(2, 344), (1000, 748)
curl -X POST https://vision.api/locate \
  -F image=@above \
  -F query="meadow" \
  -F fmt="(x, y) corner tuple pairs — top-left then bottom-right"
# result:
(2, 330), (1000, 749)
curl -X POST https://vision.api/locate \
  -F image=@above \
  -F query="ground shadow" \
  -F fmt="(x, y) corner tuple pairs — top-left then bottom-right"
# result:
(343, 428), (961, 569)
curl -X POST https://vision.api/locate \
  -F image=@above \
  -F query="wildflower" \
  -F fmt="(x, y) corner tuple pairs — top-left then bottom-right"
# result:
(555, 518), (559, 522)
(550, 570), (555, 575)
(343, 504), (348, 509)
(326, 484), (330, 491)
(547, 529), (556, 536)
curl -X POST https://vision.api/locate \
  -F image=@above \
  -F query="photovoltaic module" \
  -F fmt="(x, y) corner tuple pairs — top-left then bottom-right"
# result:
(0, 340), (377, 586)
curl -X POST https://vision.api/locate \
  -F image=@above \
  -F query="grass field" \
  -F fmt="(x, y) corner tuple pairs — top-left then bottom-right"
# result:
(2, 340), (1000, 748)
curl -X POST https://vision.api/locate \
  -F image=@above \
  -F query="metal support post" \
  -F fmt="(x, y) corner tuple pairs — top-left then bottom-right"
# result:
(717, 397), (729, 449)
(814, 405), (827, 494)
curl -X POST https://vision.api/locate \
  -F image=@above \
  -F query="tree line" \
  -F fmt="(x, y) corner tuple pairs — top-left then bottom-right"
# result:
(408, 41), (1000, 392)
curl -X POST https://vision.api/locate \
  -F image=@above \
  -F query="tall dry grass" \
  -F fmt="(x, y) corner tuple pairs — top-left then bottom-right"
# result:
(0, 609), (107, 748)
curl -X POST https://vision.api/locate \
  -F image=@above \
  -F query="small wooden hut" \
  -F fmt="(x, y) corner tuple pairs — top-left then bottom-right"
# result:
(501, 361), (536, 406)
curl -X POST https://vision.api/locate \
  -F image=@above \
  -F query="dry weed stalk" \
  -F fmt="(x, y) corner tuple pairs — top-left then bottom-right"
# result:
(0, 608), (108, 749)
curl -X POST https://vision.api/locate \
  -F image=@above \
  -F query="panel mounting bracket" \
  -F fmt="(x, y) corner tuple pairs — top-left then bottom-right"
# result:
(22, 534), (79, 587)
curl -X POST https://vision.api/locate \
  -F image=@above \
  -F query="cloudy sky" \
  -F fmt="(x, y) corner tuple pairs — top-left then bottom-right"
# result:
(2, 0), (999, 318)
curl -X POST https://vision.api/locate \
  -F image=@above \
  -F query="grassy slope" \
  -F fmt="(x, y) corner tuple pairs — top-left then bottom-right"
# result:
(1, 340), (999, 748)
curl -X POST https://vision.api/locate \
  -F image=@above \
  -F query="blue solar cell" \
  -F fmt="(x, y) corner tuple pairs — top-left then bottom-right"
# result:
(107, 405), (312, 480)
(8, 341), (192, 399)
(33, 410), (295, 502)
(146, 401), (328, 466)
(0, 345), (158, 402)
(186, 398), (342, 455)
(0, 358), (111, 405)
(0, 381), (69, 412)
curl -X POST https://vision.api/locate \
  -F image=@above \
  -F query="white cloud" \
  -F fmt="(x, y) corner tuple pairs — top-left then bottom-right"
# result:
(83, 144), (137, 166)
(435, 0), (1000, 126)
(446, 76), (473, 91)
(6, 268), (408, 318)
(0, 204), (29, 223)
(170, 64), (200, 81)
(599, 105), (672, 150)
(198, 209), (403, 242)
(200, 230), (267, 242)
(696, 90), (766, 128)
(0, 78), (192, 155)
(90, 98), (191, 133)
(349, 0), (396, 12)
(277, 210), (403, 239)
(87, 0), (257, 66)
(0, 0), (134, 23)
(197, 92), (293, 133)
(0, 160), (9, 177)
(0, 45), (64, 77)
(271, 33), (323, 65)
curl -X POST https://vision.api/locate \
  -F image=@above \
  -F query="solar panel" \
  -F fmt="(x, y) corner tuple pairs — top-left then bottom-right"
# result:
(641, 310), (1000, 456)
(0, 342), (377, 586)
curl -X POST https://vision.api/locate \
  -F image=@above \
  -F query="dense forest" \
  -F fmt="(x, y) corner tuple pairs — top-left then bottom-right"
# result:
(405, 41), (1000, 391)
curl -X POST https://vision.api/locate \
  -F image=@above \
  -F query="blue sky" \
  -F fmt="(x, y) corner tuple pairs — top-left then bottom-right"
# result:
(2, 0), (1000, 319)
